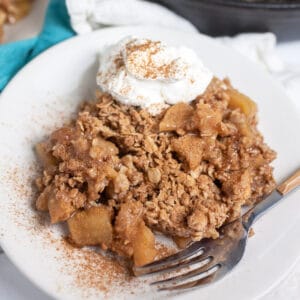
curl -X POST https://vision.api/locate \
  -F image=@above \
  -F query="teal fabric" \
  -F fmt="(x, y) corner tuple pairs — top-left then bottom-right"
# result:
(0, 0), (75, 91)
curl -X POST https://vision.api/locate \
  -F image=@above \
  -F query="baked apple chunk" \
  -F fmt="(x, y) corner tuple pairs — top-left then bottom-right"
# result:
(68, 206), (113, 248)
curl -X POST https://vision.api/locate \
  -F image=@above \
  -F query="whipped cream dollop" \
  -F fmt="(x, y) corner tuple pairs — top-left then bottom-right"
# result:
(96, 37), (213, 115)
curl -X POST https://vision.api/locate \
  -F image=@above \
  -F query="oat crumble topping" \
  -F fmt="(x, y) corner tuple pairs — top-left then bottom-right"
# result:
(35, 77), (276, 266)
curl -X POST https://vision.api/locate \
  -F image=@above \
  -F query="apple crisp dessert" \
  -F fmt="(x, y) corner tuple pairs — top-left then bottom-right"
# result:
(0, 0), (33, 42)
(35, 78), (276, 267)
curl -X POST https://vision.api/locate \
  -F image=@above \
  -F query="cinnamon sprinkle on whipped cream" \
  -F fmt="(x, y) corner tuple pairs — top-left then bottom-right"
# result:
(96, 37), (213, 115)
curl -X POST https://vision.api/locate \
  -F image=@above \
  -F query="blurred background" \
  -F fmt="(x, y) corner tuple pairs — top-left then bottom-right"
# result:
(151, 0), (300, 41)
(2, 0), (300, 43)
(0, 0), (47, 43)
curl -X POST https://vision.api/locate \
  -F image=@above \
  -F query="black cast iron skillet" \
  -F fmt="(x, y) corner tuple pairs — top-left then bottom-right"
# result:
(150, 0), (300, 41)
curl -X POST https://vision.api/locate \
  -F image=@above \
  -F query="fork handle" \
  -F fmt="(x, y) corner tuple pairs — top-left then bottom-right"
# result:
(243, 168), (300, 228)
(277, 169), (300, 195)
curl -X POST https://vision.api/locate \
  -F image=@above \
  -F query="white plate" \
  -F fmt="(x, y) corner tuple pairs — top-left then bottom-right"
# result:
(0, 26), (300, 300)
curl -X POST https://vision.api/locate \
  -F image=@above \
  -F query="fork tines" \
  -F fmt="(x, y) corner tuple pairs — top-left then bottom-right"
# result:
(133, 241), (221, 291)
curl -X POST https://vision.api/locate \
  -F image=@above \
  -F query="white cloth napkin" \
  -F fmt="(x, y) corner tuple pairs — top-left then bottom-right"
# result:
(66, 0), (300, 110)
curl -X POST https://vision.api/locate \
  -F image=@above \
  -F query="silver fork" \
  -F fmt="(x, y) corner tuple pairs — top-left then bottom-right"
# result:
(133, 168), (300, 291)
